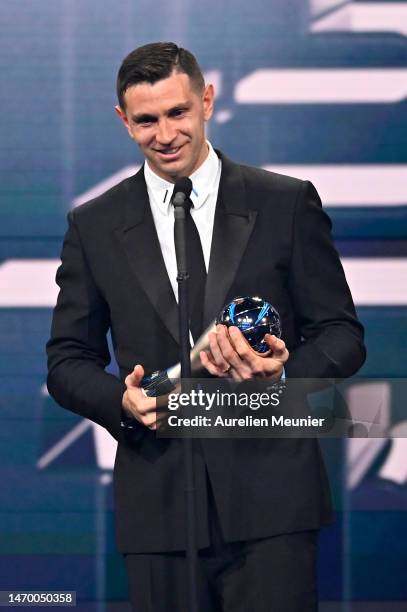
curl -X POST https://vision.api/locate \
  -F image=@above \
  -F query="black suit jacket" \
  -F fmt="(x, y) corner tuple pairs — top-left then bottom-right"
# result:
(47, 152), (366, 553)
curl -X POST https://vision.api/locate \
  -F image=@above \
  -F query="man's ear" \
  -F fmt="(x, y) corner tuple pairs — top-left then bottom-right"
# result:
(202, 84), (215, 122)
(115, 105), (133, 139)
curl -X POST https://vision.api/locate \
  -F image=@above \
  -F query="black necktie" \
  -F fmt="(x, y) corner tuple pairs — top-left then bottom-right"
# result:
(184, 198), (207, 342)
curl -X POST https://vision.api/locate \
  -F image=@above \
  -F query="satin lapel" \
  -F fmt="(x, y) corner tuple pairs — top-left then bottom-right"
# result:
(203, 155), (258, 329)
(115, 168), (180, 345)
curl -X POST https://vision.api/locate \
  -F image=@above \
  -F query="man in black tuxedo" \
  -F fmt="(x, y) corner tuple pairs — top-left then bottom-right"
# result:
(47, 42), (366, 611)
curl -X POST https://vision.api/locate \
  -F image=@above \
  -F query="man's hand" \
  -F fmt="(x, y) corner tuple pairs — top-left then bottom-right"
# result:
(200, 325), (289, 383)
(122, 364), (159, 430)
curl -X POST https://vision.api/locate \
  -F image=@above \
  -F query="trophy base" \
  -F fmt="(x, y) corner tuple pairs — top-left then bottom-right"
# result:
(141, 370), (177, 397)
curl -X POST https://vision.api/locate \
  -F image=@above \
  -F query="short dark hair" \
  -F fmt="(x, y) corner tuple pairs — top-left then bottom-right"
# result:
(116, 42), (205, 109)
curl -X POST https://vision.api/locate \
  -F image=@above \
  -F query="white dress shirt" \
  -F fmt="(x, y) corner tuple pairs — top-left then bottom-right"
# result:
(144, 141), (221, 302)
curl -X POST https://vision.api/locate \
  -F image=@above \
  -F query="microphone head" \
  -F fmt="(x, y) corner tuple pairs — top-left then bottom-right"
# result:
(173, 176), (193, 200)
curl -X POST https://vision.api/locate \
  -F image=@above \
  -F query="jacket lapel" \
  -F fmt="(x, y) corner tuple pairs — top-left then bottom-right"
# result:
(203, 154), (257, 329)
(115, 167), (180, 345)
(115, 154), (257, 344)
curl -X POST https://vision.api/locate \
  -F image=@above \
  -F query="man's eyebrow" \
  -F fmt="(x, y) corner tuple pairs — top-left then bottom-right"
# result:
(131, 113), (157, 124)
(131, 103), (191, 124)
(168, 102), (190, 112)
(167, 101), (191, 113)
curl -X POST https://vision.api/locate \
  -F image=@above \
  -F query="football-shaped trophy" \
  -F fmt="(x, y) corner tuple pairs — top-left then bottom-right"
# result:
(216, 296), (281, 354)
(138, 296), (281, 397)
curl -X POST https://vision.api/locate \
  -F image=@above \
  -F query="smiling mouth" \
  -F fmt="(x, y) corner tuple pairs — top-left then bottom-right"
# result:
(155, 145), (184, 157)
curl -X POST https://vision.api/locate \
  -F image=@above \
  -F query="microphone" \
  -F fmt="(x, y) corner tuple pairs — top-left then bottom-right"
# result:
(140, 175), (210, 397)
(171, 176), (193, 209)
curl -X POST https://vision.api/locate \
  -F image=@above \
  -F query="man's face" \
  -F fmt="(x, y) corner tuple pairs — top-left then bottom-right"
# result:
(116, 71), (214, 182)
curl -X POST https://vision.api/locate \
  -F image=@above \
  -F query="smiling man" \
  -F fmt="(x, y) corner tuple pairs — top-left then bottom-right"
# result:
(115, 61), (213, 182)
(47, 42), (366, 611)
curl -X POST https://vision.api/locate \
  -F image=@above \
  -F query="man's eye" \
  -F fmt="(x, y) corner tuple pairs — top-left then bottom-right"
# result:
(173, 109), (186, 117)
(133, 118), (155, 127)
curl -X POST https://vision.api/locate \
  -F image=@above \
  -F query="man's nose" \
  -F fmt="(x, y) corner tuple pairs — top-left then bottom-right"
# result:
(155, 119), (176, 145)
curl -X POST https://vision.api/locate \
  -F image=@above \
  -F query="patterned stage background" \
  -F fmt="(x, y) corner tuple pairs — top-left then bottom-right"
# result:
(0, 0), (406, 609)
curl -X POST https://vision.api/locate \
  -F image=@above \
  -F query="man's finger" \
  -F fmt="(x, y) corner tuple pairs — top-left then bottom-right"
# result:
(141, 411), (157, 428)
(200, 350), (230, 377)
(125, 364), (145, 388)
(138, 398), (157, 416)
(265, 335), (289, 360)
(216, 325), (245, 370)
(208, 330), (231, 371)
(125, 387), (156, 416)
(217, 326), (257, 379)
(228, 326), (258, 366)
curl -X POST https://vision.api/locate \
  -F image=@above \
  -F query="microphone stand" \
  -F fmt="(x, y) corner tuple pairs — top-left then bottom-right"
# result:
(173, 193), (200, 612)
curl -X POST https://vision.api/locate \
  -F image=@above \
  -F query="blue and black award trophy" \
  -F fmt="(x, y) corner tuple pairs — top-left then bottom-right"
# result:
(140, 295), (282, 397)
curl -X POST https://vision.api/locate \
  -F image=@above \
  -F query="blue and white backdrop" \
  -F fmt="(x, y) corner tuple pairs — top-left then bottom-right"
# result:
(0, 0), (406, 608)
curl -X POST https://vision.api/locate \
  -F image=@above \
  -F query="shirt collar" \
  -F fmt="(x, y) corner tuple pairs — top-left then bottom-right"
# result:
(144, 142), (220, 215)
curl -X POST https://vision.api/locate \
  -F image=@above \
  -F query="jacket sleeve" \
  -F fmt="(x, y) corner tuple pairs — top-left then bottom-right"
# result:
(285, 180), (366, 379)
(46, 210), (130, 442)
